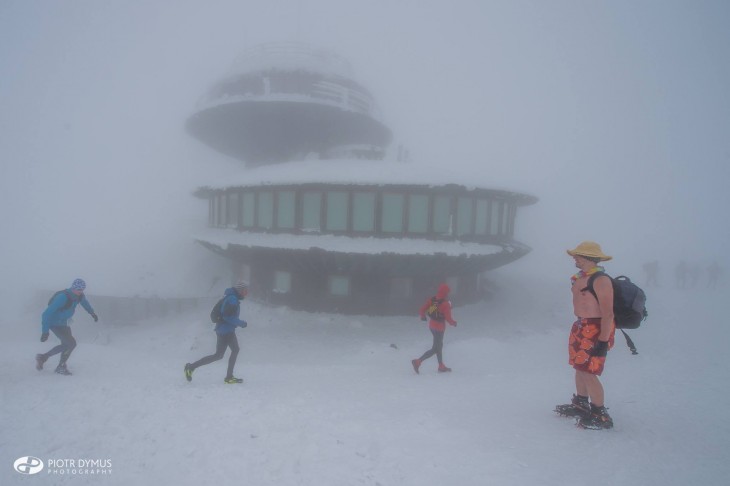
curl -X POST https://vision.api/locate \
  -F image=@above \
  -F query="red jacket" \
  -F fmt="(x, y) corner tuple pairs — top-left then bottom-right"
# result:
(419, 283), (457, 332)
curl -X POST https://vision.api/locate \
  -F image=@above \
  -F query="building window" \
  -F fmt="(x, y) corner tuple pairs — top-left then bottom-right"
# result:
(502, 202), (510, 235)
(242, 192), (255, 228)
(277, 191), (296, 229)
(407, 194), (428, 233)
(239, 264), (251, 283)
(273, 271), (291, 294)
(490, 200), (500, 235)
(216, 194), (226, 226)
(475, 199), (488, 235)
(352, 192), (375, 232)
(381, 193), (404, 233)
(226, 192), (239, 227)
(302, 191), (321, 232)
(506, 204), (515, 236)
(390, 277), (413, 299)
(258, 191), (274, 229)
(326, 191), (348, 231)
(457, 197), (473, 236)
(329, 275), (350, 296)
(433, 195), (451, 235)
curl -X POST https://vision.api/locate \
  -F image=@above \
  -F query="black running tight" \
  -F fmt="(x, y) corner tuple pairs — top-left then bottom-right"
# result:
(41, 326), (77, 365)
(419, 329), (444, 364)
(190, 332), (240, 379)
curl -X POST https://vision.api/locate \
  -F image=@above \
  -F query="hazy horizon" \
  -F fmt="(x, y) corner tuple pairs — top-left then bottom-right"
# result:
(2, 0), (728, 310)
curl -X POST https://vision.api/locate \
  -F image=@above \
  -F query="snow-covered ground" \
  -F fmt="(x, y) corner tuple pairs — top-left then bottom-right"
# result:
(1, 273), (728, 486)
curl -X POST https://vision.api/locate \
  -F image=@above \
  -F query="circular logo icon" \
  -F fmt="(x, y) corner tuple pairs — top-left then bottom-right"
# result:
(14, 456), (44, 475)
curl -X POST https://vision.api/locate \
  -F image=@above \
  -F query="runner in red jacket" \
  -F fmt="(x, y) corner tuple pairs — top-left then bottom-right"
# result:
(412, 283), (457, 373)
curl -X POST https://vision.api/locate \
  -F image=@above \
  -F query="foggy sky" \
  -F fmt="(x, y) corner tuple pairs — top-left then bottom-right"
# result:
(1, 0), (729, 306)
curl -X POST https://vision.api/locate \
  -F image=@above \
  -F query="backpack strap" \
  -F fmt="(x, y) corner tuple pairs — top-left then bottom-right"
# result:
(582, 271), (608, 300)
(620, 329), (639, 355)
(56, 290), (80, 311)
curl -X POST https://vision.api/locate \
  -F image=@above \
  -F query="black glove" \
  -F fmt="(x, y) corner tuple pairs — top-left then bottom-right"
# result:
(591, 340), (609, 358)
(41, 332), (49, 342)
(421, 316), (427, 321)
(91, 313), (98, 322)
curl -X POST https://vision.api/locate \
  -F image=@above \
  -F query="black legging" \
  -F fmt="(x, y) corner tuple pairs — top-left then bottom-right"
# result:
(41, 326), (77, 365)
(190, 332), (240, 379)
(418, 329), (444, 364)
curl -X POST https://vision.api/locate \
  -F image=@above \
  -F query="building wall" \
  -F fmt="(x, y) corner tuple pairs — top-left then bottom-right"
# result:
(212, 245), (509, 315)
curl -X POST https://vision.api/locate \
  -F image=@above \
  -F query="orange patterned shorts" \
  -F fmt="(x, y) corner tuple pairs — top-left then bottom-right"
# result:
(568, 318), (615, 376)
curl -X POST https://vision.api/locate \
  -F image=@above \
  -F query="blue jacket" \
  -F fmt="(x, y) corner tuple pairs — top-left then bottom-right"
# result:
(214, 288), (248, 335)
(41, 289), (95, 333)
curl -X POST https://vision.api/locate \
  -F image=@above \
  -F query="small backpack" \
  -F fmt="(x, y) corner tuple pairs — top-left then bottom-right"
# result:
(586, 272), (648, 354)
(210, 297), (226, 324)
(48, 290), (80, 312)
(426, 297), (445, 322)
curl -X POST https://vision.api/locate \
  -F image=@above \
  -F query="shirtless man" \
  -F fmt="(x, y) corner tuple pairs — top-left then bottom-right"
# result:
(555, 241), (616, 429)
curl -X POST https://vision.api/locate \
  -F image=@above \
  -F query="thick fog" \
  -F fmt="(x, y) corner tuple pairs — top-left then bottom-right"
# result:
(1, 0), (728, 315)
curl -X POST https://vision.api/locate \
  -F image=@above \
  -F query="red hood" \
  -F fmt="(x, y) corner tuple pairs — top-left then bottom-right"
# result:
(436, 283), (450, 299)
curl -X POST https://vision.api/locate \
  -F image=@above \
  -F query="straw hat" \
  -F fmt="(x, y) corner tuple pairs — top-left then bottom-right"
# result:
(566, 241), (612, 261)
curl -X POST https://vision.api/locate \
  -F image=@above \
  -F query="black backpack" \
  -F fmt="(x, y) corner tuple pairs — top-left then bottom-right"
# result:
(48, 290), (80, 312)
(586, 272), (648, 354)
(210, 297), (226, 324)
(426, 297), (445, 322)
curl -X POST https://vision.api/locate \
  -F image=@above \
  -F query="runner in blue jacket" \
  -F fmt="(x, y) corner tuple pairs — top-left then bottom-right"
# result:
(36, 278), (98, 375)
(185, 281), (249, 384)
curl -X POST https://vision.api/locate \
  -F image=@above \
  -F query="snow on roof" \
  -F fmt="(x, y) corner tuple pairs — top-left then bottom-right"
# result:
(228, 42), (354, 80)
(196, 159), (538, 202)
(194, 92), (376, 119)
(194, 228), (517, 257)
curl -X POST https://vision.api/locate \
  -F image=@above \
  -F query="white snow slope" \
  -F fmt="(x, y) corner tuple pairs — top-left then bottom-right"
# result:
(1, 274), (728, 486)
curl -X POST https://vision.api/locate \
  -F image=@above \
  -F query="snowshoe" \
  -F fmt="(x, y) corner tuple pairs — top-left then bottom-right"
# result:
(55, 364), (72, 376)
(224, 377), (243, 384)
(36, 354), (47, 371)
(555, 394), (590, 418)
(184, 363), (194, 382)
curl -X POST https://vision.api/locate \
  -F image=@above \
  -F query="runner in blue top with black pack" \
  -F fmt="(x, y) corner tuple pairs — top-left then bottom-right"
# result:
(36, 278), (99, 375)
(184, 280), (249, 384)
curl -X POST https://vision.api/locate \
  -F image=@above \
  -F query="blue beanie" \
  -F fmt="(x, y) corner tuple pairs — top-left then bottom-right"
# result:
(71, 278), (86, 291)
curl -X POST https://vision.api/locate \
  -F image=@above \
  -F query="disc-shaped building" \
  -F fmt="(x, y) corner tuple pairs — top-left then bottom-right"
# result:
(188, 43), (537, 314)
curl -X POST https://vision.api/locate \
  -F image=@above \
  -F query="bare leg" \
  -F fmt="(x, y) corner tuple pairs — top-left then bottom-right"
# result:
(576, 370), (604, 407)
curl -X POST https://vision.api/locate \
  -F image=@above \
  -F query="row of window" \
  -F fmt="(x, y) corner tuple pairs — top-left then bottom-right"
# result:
(261, 269), (458, 299)
(211, 70), (374, 116)
(209, 187), (516, 238)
